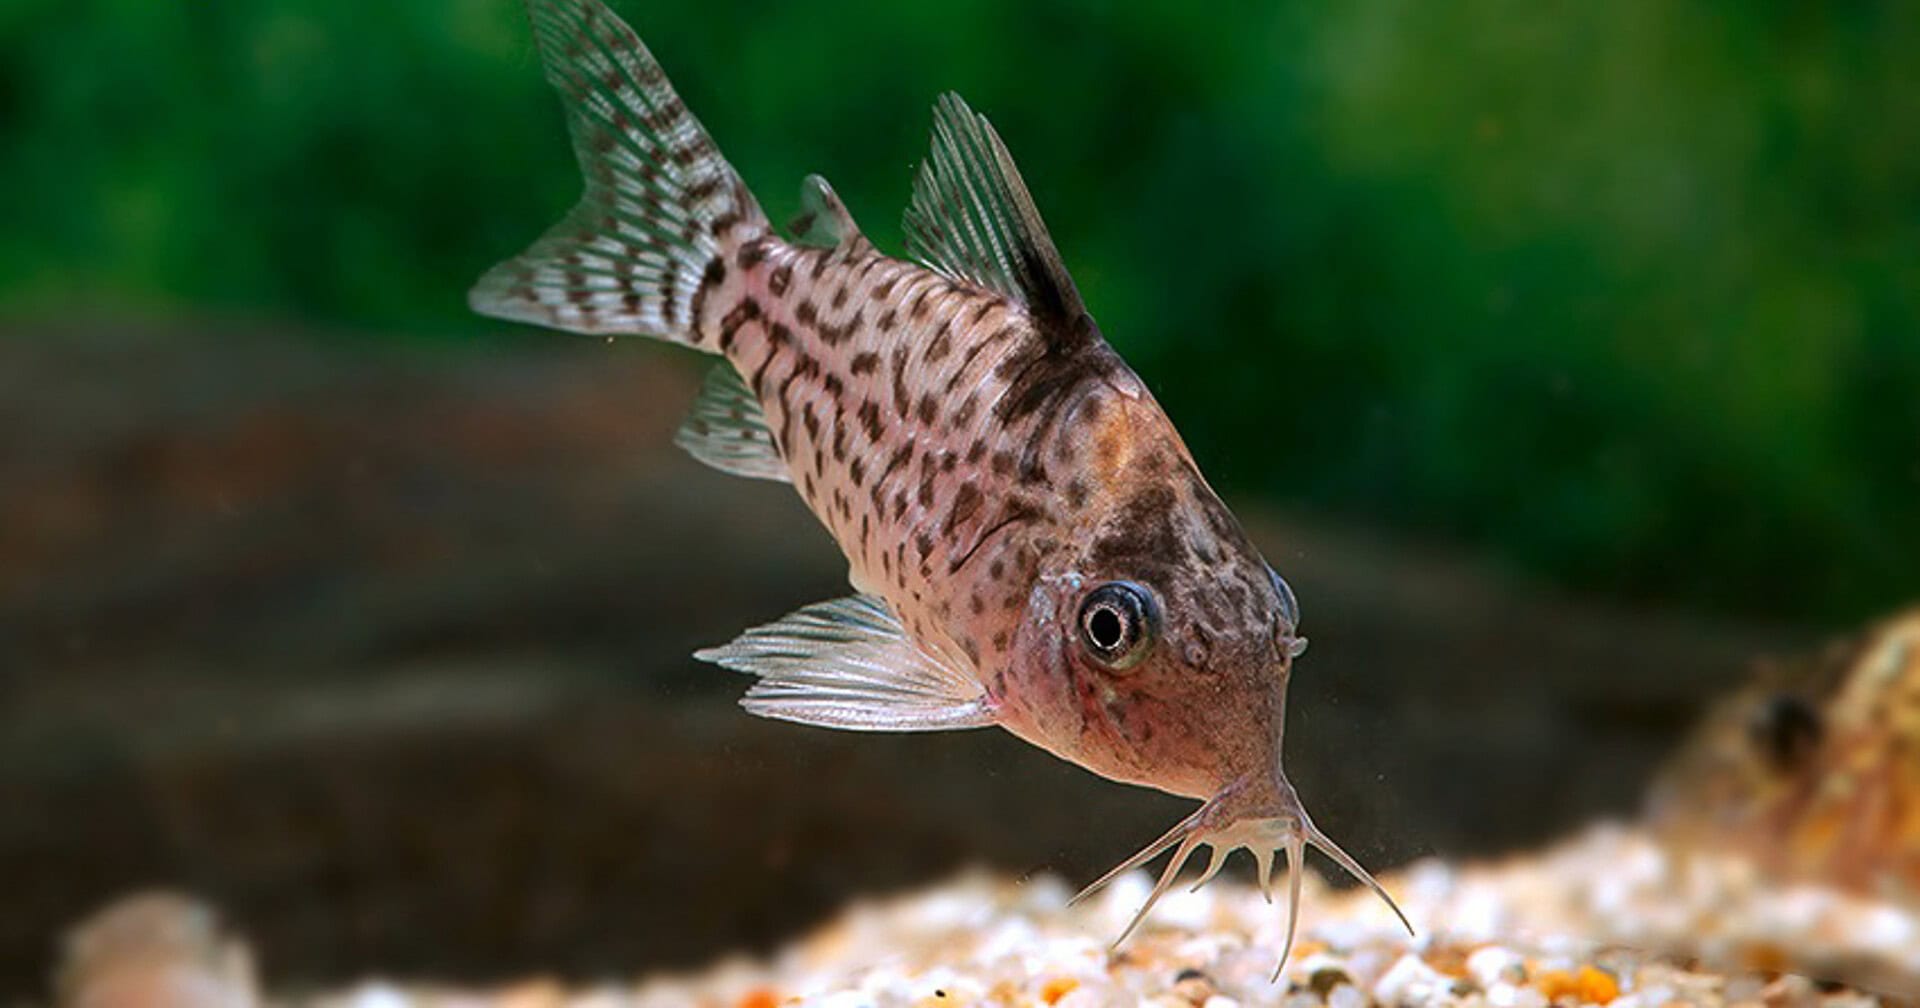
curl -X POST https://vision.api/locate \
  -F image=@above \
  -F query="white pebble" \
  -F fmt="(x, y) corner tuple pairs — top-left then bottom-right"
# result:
(1466, 946), (1526, 988)
(1485, 981), (1547, 1008)
(341, 983), (411, 1008)
(1372, 954), (1447, 1004)
(1327, 983), (1368, 1008)
(1200, 997), (1241, 1008)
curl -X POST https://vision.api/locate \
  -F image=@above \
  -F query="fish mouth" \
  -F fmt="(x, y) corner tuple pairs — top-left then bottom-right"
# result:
(1071, 773), (1412, 981)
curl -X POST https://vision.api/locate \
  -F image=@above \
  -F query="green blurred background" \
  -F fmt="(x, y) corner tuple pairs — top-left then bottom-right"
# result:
(4, 0), (1916, 626)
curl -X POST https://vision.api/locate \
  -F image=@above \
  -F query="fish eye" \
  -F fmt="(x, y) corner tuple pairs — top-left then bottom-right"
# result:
(1078, 582), (1157, 671)
(1747, 691), (1822, 773)
(1269, 566), (1300, 631)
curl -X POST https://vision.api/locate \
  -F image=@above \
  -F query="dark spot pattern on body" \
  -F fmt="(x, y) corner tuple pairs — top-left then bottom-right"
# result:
(689, 256), (725, 333)
(890, 346), (912, 419)
(926, 323), (953, 363)
(947, 482), (983, 533)
(857, 399), (883, 441)
(719, 299), (762, 353)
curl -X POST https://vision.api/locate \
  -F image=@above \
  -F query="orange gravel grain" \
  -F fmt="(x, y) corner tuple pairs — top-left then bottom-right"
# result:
(737, 987), (781, 1008)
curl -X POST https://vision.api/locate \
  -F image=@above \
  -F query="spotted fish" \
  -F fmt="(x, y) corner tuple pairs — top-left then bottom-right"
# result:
(470, 0), (1411, 971)
(1649, 608), (1920, 902)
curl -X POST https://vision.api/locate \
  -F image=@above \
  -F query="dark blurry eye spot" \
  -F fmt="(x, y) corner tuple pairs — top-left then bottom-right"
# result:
(1747, 692), (1822, 773)
(1078, 581), (1156, 671)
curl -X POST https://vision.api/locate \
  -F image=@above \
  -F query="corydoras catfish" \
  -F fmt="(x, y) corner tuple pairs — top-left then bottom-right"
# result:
(471, 0), (1412, 972)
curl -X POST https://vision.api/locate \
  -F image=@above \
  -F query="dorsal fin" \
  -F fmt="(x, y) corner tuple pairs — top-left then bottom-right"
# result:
(903, 93), (1088, 328)
(672, 364), (790, 482)
(788, 174), (870, 253)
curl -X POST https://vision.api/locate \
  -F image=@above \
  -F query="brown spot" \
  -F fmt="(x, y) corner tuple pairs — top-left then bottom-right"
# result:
(1065, 478), (1090, 508)
(831, 286), (849, 310)
(819, 310), (861, 346)
(689, 256), (725, 332)
(795, 299), (817, 326)
(878, 442), (913, 487)
(686, 175), (723, 203)
(926, 322), (953, 363)
(873, 277), (897, 301)
(719, 299), (762, 352)
(946, 482), (983, 532)
(856, 399), (884, 441)
(878, 308), (898, 331)
(848, 456), (867, 487)
(915, 530), (935, 561)
(1018, 455), (1049, 486)
(917, 475), (935, 508)
(916, 394), (938, 425)
(735, 241), (769, 270)
(950, 392), (980, 428)
(768, 260), (793, 296)
(890, 346), (912, 418)
(1090, 485), (1186, 572)
(850, 351), (880, 376)
(969, 593), (984, 616)
(990, 450), (1016, 477)
(991, 630), (1009, 651)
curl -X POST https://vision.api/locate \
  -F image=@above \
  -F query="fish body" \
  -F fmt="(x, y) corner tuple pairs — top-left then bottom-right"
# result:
(472, 0), (1408, 970)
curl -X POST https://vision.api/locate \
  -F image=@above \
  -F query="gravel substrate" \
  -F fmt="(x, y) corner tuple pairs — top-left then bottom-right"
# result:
(267, 824), (1916, 1008)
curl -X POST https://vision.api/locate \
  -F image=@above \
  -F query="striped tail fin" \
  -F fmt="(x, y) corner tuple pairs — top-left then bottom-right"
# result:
(469, 0), (768, 348)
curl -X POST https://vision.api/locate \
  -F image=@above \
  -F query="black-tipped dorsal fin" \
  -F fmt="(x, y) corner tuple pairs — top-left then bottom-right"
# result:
(904, 93), (1088, 328)
(789, 174), (871, 254)
(672, 364), (789, 482)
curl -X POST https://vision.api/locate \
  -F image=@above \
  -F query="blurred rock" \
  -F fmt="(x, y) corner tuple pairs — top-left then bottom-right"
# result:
(55, 892), (254, 1008)
(0, 318), (1803, 992)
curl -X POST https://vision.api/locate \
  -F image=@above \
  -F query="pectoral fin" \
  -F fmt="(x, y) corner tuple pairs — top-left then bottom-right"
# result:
(695, 594), (995, 732)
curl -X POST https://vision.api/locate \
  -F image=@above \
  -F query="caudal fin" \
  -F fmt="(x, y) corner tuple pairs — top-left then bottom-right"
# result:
(470, 0), (767, 346)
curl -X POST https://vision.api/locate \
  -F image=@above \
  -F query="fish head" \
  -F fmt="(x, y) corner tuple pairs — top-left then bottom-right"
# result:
(988, 387), (1410, 973)
(989, 386), (1303, 800)
(998, 500), (1304, 801)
